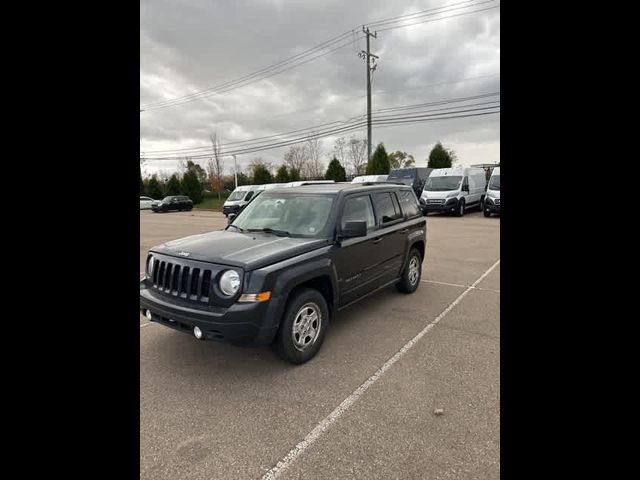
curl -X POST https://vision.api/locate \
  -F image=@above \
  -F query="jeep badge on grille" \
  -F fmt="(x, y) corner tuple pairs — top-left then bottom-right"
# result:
(177, 251), (190, 257)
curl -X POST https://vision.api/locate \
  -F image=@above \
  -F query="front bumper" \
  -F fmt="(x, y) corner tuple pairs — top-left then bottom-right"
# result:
(485, 198), (500, 213)
(139, 281), (281, 346)
(222, 205), (240, 215)
(424, 197), (459, 213)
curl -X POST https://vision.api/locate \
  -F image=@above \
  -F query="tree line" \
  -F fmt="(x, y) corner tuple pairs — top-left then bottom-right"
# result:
(141, 137), (458, 202)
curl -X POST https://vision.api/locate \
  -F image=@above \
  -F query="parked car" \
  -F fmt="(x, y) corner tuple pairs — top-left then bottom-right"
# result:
(351, 175), (388, 183)
(386, 168), (432, 197)
(140, 183), (428, 364)
(222, 185), (259, 217)
(140, 196), (155, 210)
(484, 166), (500, 217)
(420, 166), (487, 217)
(151, 195), (193, 213)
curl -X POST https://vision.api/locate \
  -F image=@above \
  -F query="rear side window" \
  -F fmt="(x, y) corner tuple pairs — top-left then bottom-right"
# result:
(372, 192), (403, 224)
(397, 190), (420, 218)
(341, 195), (375, 231)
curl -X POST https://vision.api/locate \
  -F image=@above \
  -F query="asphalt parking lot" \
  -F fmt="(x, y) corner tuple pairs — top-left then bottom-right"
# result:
(140, 209), (500, 480)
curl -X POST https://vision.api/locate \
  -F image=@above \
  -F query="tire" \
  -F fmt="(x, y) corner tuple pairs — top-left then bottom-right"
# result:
(456, 199), (465, 217)
(484, 208), (491, 217)
(396, 247), (422, 294)
(274, 288), (329, 364)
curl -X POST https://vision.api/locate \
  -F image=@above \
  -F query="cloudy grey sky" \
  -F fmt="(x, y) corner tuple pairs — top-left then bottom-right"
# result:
(140, 0), (500, 177)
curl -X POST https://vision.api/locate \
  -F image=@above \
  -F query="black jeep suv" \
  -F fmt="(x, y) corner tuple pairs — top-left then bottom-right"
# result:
(140, 183), (428, 364)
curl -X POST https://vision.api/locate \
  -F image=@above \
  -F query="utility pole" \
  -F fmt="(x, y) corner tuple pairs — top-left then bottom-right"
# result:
(360, 26), (378, 163)
(233, 155), (238, 188)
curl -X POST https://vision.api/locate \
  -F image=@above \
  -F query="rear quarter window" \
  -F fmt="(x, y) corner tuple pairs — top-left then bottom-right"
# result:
(372, 192), (403, 224)
(397, 190), (420, 218)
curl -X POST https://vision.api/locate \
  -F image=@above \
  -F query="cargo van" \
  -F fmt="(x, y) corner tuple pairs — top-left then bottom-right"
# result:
(222, 185), (258, 217)
(421, 166), (487, 217)
(387, 168), (432, 197)
(484, 166), (500, 217)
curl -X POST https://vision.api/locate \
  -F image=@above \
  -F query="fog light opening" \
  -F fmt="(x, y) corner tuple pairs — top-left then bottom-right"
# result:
(193, 326), (203, 339)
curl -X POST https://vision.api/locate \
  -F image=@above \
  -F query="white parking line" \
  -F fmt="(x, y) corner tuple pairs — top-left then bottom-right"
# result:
(140, 322), (154, 328)
(421, 279), (499, 294)
(261, 259), (501, 480)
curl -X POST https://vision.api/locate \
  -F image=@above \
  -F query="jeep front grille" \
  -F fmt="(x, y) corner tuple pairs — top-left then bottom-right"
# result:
(151, 258), (212, 302)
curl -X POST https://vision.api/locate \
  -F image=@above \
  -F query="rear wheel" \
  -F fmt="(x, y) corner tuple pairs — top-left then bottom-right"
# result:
(274, 288), (329, 364)
(396, 248), (422, 294)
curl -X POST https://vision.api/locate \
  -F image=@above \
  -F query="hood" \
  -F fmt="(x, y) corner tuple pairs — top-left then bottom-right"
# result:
(421, 189), (458, 200)
(223, 199), (247, 206)
(486, 188), (500, 199)
(151, 230), (328, 270)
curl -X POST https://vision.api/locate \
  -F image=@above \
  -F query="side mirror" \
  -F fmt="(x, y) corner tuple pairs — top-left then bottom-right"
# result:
(227, 213), (236, 224)
(462, 185), (469, 193)
(340, 221), (367, 239)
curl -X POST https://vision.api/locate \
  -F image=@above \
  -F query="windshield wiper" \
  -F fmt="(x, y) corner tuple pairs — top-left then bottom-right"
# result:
(246, 227), (291, 237)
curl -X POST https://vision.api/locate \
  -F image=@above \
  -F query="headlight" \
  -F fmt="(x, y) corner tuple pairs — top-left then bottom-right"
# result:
(146, 255), (154, 277)
(219, 270), (240, 296)
(447, 191), (458, 198)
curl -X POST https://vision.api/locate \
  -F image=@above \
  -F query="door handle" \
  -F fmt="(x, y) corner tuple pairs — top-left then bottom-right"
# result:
(399, 228), (409, 233)
(372, 237), (382, 244)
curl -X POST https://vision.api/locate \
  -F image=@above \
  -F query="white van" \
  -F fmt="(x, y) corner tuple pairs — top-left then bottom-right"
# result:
(222, 185), (259, 217)
(484, 166), (500, 217)
(351, 175), (388, 183)
(421, 166), (487, 217)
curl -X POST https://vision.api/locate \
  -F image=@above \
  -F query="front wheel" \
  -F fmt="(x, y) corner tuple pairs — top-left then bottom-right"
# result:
(396, 248), (422, 294)
(456, 199), (465, 217)
(484, 209), (491, 217)
(274, 288), (329, 364)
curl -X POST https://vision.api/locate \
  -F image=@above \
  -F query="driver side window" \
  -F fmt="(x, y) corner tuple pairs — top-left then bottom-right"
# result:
(341, 195), (375, 231)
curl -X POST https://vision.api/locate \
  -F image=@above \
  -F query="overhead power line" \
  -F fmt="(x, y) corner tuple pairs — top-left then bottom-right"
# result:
(141, 92), (499, 155)
(142, 103), (499, 160)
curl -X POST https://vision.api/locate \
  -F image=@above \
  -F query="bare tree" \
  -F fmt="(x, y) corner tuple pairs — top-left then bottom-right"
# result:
(208, 133), (225, 199)
(333, 137), (347, 166)
(305, 135), (324, 179)
(348, 136), (368, 175)
(284, 144), (309, 178)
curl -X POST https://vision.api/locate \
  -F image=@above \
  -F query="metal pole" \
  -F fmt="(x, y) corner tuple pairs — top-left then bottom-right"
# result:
(365, 28), (372, 163)
(233, 155), (238, 188)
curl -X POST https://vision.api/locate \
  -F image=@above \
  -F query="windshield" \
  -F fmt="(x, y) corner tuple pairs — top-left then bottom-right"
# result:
(227, 190), (248, 201)
(424, 176), (462, 191)
(230, 193), (335, 237)
(489, 175), (500, 190)
(162, 196), (172, 202)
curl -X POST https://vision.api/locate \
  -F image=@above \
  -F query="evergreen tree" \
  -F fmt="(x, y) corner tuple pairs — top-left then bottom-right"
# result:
(366, 143), (390, 175)
(324, 157), (347, 181)
(181, 170), (203, 203)
(166, 174), (181, 195)
(427, 142), (455, 168)
(146, 175), (163, 199)
(275, 165), (290, 183)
